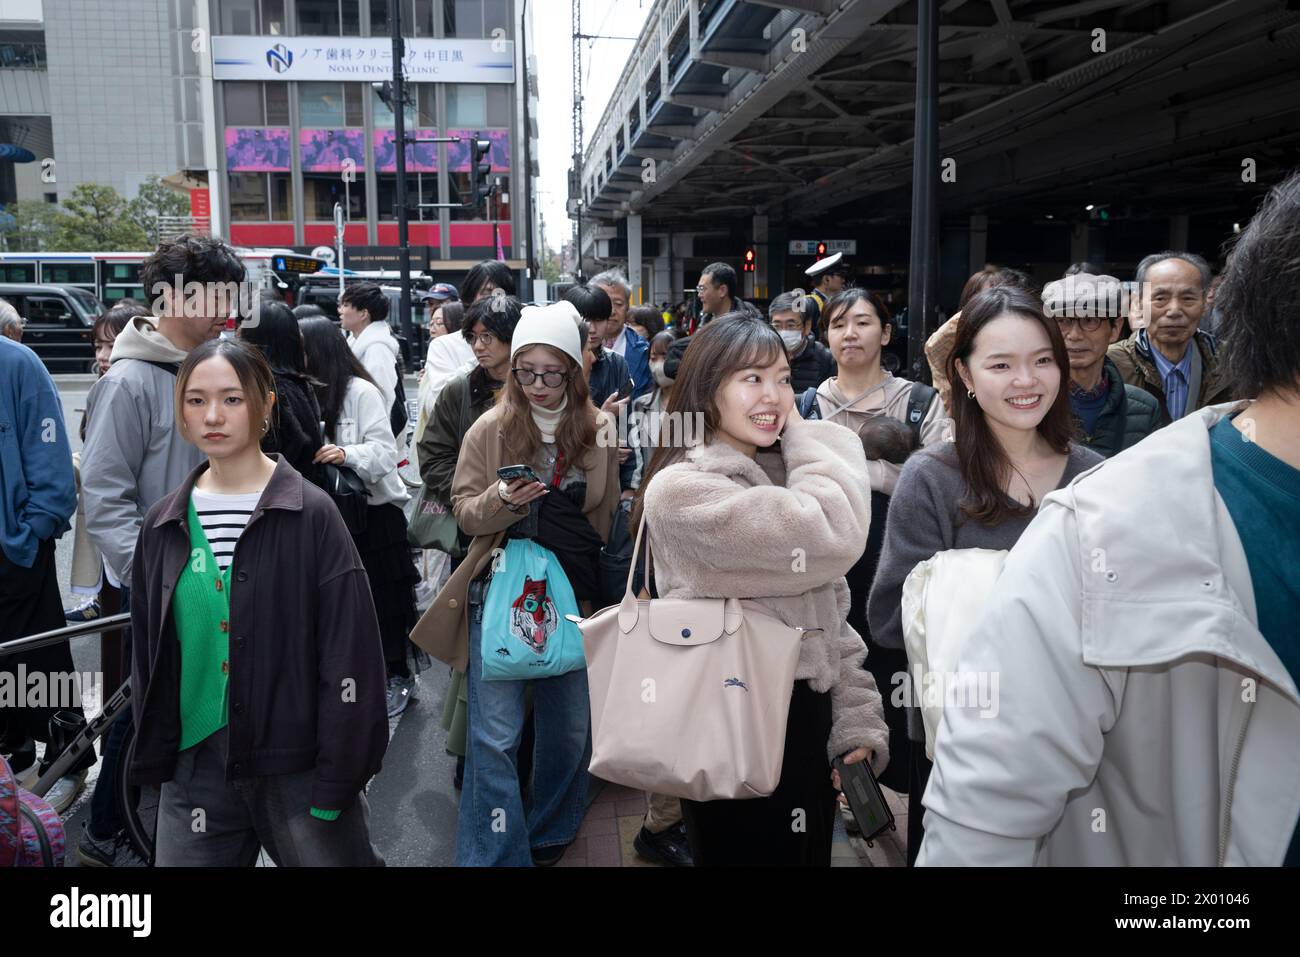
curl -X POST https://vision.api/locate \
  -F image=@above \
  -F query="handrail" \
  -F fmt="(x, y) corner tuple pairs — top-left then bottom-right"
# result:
(0, 612), (131, 658)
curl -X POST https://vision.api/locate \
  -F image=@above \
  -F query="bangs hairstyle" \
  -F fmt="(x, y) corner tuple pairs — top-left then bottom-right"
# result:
(174, 337), (277, 439)
(497, 344), (597, 478)
(93, 299), (150, 344)
(821, 287), (893, 340)
(434, 299), (466, 334)
(946, 286), (1073, 527)
(633, 314), (788, 527)
(1216, 168), (1300, 399)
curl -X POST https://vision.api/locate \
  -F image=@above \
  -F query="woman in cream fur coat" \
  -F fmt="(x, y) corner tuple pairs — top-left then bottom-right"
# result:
(636, 314), (889, 866)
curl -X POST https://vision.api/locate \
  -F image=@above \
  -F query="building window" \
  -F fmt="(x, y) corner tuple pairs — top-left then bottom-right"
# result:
(376, 173), (438, 220)
(372, 84), (418, 128)
(223, 82), (290, 126)
(447, 85), (507, 128)
(224, 82), (265, 125)
(304, 172), (365, 219)
(219, 0), (284, 34)
(448, 172), (508, 222)
(229, 173), (293, 220)
(299, 82), (362, 126)
(230, 173), (267, 220)
(296, 0), (360, 36)
(444, 0), (510, 38)
(371, 0), (435, 36)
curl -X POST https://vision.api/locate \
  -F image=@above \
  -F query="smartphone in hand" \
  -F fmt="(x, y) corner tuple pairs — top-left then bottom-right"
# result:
(616, 377), (635, 401)
(833, 755), (896, 845)
(496, 464), (543, 485)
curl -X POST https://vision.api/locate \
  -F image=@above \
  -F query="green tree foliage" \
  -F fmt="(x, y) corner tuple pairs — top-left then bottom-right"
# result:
(49, 183), (149, 251)
(129, 175), (193, 246)
(0, 200), (68, 251)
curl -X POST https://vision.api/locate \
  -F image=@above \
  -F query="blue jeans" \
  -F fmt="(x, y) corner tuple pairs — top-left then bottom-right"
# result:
(456, 601), (591, 866)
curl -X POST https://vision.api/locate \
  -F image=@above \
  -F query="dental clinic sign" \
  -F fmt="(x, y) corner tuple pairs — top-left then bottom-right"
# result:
(212, 37), (514, 83)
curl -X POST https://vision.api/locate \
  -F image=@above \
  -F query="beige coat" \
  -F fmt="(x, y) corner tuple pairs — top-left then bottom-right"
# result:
(409, 403), (620, 670)
(641, 413), (891, 767)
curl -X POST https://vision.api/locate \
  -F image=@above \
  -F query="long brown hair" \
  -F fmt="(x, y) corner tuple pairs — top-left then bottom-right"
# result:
(632, 314), (787, 527)
(945, 286), (1073, 526)
(497, 344), (597, 475)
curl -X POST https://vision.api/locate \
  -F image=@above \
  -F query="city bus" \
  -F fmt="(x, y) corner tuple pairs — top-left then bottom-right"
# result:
(0, 248), (327, 306)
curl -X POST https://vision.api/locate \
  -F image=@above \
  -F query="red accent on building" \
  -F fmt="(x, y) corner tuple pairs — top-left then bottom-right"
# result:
(448, 223), (511, 249)
(304, 223), (368, 246)
(376, 223), (441, 246)
(229, 224), (295, 246)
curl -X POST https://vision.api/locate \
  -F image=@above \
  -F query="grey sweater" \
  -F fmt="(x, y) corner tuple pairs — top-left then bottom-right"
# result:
(866, 440), (1103, 740)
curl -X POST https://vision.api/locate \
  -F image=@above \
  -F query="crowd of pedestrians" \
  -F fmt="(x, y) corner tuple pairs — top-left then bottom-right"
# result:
(2, 167), (1299, 869)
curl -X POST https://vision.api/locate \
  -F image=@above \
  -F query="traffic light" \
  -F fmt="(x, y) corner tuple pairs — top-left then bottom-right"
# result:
(815, 241), (827, 260)
(743, 248), (756, 273)
(468, 134), (493, 209)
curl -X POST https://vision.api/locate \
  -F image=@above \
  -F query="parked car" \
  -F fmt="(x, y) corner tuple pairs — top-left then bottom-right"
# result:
(0, 283), (105, 373)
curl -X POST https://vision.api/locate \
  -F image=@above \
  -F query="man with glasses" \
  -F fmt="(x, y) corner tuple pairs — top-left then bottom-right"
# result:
(1044, 272), (1161, 458)
(690, 262), (763, 335)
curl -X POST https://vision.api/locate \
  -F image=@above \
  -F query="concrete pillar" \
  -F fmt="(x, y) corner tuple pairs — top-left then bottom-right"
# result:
(1169, 213), (1189, 251)
(1070, 221), (1089, 264)
(627, 214), (643, 305)
(968, 214), (988, 276)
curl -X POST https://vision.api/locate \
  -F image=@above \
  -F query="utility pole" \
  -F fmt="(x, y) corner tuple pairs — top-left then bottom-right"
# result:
(390, 0), (414, 367)
(907, 0), (940, 382)
(571, 0), (583, 282)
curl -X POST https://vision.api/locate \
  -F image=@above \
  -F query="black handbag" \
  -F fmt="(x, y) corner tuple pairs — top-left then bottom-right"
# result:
(598, 499), (634, 608)
(321, 462), (371, 536)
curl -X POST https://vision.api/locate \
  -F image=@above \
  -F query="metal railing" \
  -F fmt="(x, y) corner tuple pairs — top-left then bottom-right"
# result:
(0, 42), (46, 69)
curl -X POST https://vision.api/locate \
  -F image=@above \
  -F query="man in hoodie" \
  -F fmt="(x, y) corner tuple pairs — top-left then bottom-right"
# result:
(339, 282), (406, 460)
(590, 269), (652, 399)
(78, 234), (246, 865)
(1107, 251), (1233, 424)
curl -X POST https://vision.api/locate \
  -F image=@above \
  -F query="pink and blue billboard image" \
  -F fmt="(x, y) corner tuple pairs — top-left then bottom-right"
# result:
(447, 130), (510, 172)
(225, 128), (291, 171)
(374, 129), (439, 173)
(300, 129), (367, 172)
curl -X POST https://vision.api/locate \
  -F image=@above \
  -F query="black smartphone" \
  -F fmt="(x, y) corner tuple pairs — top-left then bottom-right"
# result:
(833, 755), (896, 845)
(496, 464), (542, 484)
(616, 377), (635, 400)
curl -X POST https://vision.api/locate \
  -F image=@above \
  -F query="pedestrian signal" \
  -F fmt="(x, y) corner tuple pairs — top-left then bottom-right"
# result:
(743, 248), (756, 273)
(816, 241), (827, 260)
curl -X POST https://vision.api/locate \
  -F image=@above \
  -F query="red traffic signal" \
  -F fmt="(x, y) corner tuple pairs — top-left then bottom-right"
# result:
(743, 248), (756, 272)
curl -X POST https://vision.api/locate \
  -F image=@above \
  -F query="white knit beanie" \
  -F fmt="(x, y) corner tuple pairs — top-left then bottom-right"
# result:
(511, 300), (584, 367)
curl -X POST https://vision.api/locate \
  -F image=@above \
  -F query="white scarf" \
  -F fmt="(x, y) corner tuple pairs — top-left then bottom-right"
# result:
(530, 395), (569, 443)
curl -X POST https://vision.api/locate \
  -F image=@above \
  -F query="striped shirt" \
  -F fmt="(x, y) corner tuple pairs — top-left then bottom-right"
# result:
(1150, 339), (1193, 421)
(190, 488), (263, 572)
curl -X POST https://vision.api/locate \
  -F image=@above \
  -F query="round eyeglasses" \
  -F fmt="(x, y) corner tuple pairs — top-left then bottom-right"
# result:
(512, 367), (569, 388)
(1055, 315), (1107, 333)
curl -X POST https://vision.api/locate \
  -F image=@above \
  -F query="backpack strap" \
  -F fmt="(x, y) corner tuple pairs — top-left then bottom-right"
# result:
(139, 359), (180, 376)
(798, 387), (821, 421)
(905, 380), (938, 444)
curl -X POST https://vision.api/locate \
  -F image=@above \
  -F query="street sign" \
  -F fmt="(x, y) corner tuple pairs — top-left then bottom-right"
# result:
(789, 239), (857, 256)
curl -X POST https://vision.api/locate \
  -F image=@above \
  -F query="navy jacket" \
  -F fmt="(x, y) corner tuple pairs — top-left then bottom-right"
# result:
(588, 349), (636, 490)
(616, 326), (653, 399)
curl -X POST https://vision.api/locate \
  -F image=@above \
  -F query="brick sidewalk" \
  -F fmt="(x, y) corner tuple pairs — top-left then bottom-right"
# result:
(561, 781), (909, 867)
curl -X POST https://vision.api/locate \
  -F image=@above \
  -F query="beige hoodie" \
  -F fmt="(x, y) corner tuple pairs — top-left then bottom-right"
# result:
(813, 373), (950, 496)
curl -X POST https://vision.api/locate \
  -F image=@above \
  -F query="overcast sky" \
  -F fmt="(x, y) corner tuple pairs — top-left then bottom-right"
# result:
(529, 0), (652, 255)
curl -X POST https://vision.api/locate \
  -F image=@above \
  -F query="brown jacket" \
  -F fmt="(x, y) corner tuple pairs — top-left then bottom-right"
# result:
(409, 403), (621, 669)
(1106, 329), (1232, 425)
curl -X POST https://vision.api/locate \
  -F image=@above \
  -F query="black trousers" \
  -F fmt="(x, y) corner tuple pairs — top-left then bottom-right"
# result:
(907, 740), (933, 867)
(680, 681), (837, 866)
(0, 539), (94, 771)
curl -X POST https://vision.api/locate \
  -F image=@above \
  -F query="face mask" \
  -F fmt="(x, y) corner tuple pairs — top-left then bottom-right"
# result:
(650, 360), (673, 388)
(779, 329), (805, 352)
